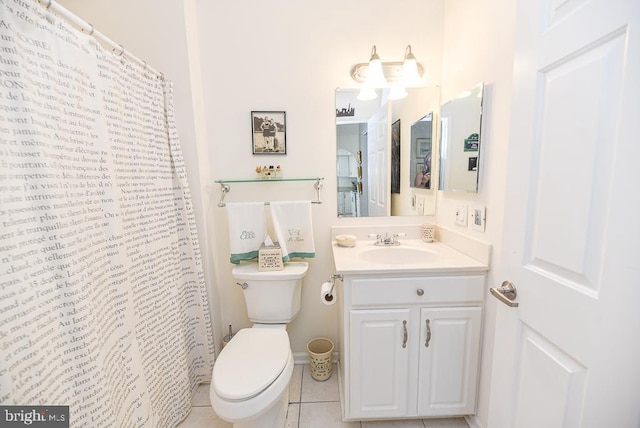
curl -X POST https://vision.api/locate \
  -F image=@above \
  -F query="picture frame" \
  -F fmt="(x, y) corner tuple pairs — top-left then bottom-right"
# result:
(416, 138), (431, 157)
(464, 132), (479, 152)
(391, 119), (401, 194)
(251, 111), (286, 154)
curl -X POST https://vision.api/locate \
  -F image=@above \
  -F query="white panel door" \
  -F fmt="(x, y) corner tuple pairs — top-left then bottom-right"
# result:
(366, 104), (390, 216)
(489, 0), (640, 427)
(349, 309), (410, 419)
(417, 307), (481, 416)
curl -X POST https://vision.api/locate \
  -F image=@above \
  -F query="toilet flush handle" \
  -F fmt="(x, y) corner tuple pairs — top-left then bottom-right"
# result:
(236, 282), (248, 289)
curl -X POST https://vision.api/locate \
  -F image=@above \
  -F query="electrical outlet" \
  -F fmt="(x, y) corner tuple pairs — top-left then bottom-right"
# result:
(471, 205), (486, 232)
(455, 204), (468, 226)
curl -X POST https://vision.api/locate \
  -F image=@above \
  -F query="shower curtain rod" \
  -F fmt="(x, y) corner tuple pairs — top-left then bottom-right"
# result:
(37, 0), (164, 79)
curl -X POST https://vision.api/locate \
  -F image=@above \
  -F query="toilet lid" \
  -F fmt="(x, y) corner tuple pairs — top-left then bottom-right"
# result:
(212, 328), (290, 401)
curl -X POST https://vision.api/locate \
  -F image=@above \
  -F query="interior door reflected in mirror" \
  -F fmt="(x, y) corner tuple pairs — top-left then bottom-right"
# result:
(335, 87), (440, 217)
(439, 82), (484, 193)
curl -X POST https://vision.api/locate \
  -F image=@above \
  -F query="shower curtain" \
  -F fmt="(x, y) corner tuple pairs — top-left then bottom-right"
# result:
(0, 1), (215, 426)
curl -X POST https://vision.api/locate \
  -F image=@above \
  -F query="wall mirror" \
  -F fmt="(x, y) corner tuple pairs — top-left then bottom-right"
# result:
(410, 112), (433, 190)
(335, 87), (440, 217)
(438, 82), (484, 192)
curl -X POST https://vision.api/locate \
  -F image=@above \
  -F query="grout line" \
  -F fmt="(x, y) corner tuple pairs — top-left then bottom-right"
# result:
(297, 365), (303, 426)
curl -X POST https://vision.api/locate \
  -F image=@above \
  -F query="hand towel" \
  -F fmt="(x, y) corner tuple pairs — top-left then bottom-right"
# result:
(270, 201), (315, 262)
(226, 202), (266, 264)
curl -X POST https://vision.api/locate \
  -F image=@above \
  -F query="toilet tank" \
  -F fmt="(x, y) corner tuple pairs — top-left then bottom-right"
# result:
(232, 262), (309, 324)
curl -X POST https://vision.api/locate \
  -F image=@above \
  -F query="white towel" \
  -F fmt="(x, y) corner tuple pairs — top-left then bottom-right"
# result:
(270, 201), (315, 262)
(226, 202), (266, 264)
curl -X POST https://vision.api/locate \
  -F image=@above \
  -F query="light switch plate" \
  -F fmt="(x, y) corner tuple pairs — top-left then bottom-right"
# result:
(471, 205), (486, 232)
(417, 197), (425, 215)
(455, 204), (468, 226)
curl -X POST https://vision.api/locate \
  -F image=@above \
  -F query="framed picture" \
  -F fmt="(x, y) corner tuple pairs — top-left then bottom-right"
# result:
(415, 138), (431, 157)
(391, 119), (401, 194)
(251, 111), (286, 154)
(464, 132), (479, 152)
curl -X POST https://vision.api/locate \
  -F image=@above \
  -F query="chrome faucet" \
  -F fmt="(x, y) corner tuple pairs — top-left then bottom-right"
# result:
(369, 233), (406, 246)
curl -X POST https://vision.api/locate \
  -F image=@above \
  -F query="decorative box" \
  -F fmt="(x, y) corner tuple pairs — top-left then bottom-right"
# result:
(258, 244), (284, 271)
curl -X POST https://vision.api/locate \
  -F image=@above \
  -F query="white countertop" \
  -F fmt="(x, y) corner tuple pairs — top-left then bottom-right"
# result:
(331, 239), (489, 275)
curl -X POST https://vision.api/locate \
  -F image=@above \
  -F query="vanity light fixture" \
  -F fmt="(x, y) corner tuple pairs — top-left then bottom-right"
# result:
(351, 45), (424, 100)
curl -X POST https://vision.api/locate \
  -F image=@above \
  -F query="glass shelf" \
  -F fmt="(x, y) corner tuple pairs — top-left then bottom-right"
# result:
(214, 177), (324, 207)
(215, 177), (324, 183)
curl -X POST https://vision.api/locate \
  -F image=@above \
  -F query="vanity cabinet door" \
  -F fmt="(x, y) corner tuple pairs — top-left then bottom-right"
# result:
(417, 307), (482, 416)
(349, 308), (411, 419)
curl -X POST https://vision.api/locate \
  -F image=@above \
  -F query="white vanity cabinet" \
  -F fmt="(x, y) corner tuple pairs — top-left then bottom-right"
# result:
(339, 274), (485, 421)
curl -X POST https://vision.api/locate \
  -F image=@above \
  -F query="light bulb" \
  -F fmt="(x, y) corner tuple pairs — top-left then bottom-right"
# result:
(402, 45), (422, 86)
(365, 46), (387, 87)
(357, 86), (377, 101)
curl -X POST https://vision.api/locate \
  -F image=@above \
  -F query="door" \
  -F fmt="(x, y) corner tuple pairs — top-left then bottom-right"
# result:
(367, 104), (390, 216)
(418, 307), (482, 416)
(349, 309), (410, 419)
(489, 0), (640, 427)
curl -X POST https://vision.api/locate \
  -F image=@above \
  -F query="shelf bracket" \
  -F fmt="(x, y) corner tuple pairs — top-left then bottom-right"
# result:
(314, 179), (323, 204)
(217, 183), (230, 207)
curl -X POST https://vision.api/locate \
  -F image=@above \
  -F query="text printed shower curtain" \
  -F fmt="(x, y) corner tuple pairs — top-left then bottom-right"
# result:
(0, 1), (215, 426)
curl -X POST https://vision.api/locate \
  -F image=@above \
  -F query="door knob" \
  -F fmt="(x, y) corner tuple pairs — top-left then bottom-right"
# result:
(490, 281), (519, 307)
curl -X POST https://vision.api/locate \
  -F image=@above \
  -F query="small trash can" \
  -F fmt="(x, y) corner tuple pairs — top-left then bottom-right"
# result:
(307, 337), (334, 381)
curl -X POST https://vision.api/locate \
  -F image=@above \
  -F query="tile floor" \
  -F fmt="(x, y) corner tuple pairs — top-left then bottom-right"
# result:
(177, 364), (470, 428)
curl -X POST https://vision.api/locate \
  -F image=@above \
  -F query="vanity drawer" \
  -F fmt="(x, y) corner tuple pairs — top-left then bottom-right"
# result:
(350, 275), (485, 307)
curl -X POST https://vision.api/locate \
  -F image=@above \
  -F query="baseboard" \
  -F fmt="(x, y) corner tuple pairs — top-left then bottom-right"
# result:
(465, 415), (484, 428)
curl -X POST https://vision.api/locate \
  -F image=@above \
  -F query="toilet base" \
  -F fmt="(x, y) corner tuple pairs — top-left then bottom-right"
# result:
(232, 388), (289, 428)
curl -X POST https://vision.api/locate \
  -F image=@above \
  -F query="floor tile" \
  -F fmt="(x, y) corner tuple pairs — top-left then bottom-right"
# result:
(290, 365), (304, 403)
(299, 402), (360, 427)
(286, 403), (300, 428)
(362, 420), (425, 427)
(176, 406), (232, 428)
(301, 364), (340, 403)
(191, 383), (211, 407)
(179, 366), (469, 428)
(423, 418), (469, 428)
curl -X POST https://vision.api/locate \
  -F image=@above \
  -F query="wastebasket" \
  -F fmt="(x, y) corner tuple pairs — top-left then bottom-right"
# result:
(307, 337), (334, 381)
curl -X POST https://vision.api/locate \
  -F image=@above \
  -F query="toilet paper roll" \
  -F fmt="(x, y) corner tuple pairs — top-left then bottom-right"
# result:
(320, 281), (336, 306)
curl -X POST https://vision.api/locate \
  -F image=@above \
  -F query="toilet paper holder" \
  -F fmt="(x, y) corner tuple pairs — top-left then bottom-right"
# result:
(327, 274), (343, 296)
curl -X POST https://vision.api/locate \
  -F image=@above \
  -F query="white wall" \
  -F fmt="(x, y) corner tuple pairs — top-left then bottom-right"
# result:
(195, 0), (445, 354)
(439, 0), (517, 426)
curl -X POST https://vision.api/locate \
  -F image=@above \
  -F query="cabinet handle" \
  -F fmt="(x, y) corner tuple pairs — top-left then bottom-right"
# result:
(416, 288), (424, 296)
(402, 320), (408, 348)
(425, 319), (431, 347)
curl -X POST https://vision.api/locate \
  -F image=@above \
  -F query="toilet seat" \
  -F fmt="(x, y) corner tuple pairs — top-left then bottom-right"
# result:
(212, 328), (290, 401)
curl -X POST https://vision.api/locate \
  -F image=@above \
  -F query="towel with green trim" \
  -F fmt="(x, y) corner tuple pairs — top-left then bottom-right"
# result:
(270, 201), (315, 262)
(226, 202), (266, 264)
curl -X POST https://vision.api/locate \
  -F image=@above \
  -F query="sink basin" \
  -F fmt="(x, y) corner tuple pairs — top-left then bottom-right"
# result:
(359, 246), (437, 265)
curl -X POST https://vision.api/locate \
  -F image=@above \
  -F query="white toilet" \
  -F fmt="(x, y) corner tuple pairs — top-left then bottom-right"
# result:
(210, 262), (309, 428)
